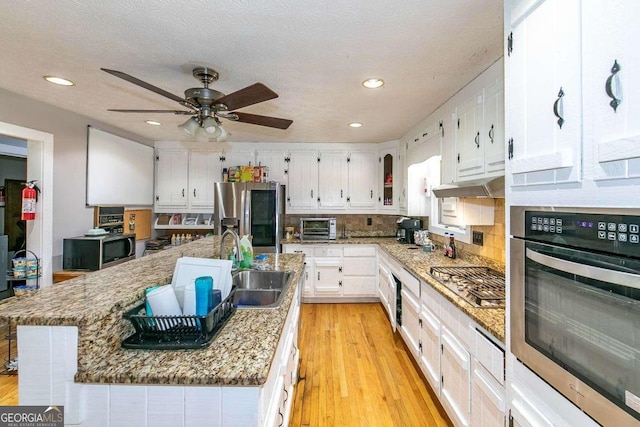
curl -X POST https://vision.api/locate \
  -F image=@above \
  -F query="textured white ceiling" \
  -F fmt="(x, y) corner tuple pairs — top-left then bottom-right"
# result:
(0, 0), (503, 144)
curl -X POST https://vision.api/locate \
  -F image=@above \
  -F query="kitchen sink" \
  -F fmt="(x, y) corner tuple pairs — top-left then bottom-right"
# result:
(231, 270), (294, 309)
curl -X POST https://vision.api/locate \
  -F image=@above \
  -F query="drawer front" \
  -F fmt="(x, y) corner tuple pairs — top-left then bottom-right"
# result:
(314, 246), (343, 257)
(400, 268), (420, 297)
(475, 329), (505, 385)
(342, 257), (376, 276)
(343, 277), (377, 296)
(343, 245), (376, 257)
(283, 245), (314, 257)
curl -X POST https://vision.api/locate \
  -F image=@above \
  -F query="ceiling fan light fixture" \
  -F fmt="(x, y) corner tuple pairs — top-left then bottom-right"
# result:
(202, 116), (221, 137)
(362, 78), (384, 89)
(179, 117), (200, 135)
(216, 125), (229, 142)
(349, 122), (363, 128)
(44, 76), (74, 86)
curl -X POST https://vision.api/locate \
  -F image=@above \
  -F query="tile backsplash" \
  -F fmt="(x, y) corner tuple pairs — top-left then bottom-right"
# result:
(285, 214), (405, 238)
(429, 198), (506, 265)
(285, 200), (505, 266)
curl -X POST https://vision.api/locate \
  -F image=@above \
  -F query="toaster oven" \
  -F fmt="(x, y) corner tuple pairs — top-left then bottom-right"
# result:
(300, 218), (337, 241)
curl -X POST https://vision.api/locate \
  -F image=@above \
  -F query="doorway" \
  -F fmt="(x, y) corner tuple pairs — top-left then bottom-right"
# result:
(0, 122), (53, 287)
(3, 179), (26, 253)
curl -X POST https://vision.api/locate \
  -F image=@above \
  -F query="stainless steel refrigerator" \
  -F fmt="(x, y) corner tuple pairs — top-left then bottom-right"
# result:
(213, 182), (285, 253)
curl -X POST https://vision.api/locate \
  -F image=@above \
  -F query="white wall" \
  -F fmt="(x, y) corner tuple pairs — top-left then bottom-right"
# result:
(0, 88), (152, 270)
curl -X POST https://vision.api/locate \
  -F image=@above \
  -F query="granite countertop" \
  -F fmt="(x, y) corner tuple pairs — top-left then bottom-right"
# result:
(283, 236), (505, 343)
(0, 237), (305, 386)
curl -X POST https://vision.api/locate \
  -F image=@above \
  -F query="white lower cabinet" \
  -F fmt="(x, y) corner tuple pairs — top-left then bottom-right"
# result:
(395, 278), (506, 427)
(419, 305), (441, 393)
(314, 258), (343, 296)
(342, 246), (377, 297)
(471, 365), (505, 427)
(283, 244), (378, 301)
(441, 328), (472, 427)
(401, 287), (421, 358)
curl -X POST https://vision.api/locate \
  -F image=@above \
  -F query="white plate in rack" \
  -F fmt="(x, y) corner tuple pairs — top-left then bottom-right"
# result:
(171, 257), (233, 302)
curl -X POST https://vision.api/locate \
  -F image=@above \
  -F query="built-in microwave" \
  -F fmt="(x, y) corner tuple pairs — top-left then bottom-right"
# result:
(63, 234), (135, 271)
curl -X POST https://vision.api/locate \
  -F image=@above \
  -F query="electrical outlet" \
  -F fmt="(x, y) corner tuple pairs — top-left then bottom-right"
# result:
(472, 231), (484, 246)
(367, 217), (372, 226)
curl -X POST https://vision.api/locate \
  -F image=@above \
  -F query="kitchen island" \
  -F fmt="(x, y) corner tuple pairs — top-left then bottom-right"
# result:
(0, 237), (304, 426)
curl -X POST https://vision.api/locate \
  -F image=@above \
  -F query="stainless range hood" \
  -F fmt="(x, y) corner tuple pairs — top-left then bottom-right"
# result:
(432, 176), (504, 198)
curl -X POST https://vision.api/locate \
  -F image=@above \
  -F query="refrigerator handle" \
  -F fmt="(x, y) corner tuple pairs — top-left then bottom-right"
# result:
(242, 188), (251, 237)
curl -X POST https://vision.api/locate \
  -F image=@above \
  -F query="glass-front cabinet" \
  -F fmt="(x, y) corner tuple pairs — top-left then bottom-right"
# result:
(379, 145), (397, 210)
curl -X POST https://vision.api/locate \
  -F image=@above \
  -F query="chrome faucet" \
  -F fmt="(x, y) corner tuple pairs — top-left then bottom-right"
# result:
(219, 229), (244, 265)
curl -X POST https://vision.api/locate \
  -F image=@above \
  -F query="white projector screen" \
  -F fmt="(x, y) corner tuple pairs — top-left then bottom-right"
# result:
(86, 126), (154, 206)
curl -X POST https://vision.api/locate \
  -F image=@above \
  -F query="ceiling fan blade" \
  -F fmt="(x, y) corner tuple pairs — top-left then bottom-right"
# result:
(232, 112), (293, 129)
(101, 68), (190, 106)
(214, 83), (278, 111)
(107, 109), (193, 114)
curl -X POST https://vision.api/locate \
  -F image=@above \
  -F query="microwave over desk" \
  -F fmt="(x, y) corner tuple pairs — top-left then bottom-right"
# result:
(63, 234), (135, 271)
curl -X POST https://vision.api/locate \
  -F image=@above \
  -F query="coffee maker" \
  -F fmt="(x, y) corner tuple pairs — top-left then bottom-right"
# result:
(397, 218), (423, 244)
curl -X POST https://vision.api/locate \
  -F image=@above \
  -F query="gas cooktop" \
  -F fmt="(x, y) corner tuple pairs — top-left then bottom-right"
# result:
(429, 266), (505, 309)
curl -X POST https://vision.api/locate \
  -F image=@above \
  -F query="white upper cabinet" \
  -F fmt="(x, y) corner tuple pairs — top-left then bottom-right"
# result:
(220, 149), (255, 169)
(318, 150), (348, 209)
(483, 77), (505, 175)
(441, 109), (458, 185)
(506, 0), (582, 186)
(188, 149), (221, 209)
(582, 0), (640, 182)
(155, 148), (189, 210)
(256, 149), (288, 184)
(347, 150), (378, 210)
(155, 147), (220, 213)
(379, 146), (397, 210)
(456, 90), (486, 180)
(286, 149), (319, 210)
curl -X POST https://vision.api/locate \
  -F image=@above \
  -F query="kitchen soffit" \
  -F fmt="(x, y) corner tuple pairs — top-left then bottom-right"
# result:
(0, 0), (502, 144)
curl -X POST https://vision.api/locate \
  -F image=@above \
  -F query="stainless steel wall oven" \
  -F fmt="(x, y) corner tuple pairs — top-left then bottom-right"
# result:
(510, 206), (640, 427)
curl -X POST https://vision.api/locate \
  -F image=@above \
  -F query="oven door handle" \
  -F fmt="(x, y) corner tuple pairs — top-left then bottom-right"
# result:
(526, 248), (640, 289)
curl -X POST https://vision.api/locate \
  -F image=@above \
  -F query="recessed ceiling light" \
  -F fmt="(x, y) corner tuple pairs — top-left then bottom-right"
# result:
(43, 76), (74, 86)
(145, 120), (162, 126)
(362, 78), (384, 89)
(349, 122), (363, 128)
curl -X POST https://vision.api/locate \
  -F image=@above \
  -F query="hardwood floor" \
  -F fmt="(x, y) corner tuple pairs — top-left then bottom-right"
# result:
(0, 304), (453, 425)
(290, 303), (452, 427)
(0, 323), (18, 406)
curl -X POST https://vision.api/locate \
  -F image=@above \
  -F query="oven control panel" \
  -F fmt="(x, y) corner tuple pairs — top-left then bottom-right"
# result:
(525, 211), (640, 257)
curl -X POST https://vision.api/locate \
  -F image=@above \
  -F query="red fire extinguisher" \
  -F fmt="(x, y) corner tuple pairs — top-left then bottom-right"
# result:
(21, 180), (40, 221)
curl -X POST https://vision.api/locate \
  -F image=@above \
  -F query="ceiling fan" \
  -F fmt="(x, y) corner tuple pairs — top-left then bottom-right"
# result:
(101, 67), (293, 140)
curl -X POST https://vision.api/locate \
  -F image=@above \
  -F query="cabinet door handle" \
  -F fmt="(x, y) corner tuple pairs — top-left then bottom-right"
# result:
(193, 189), (196, 197)
(605, 60), (622, 112)
(475, 131), (480, 148)
(340, 189), (343, 198)
(457, 153), (460, 163)
(318, 272), (320, 281)
(488, 124), (494, 143)
(182, 188), (185, 197)
(311, 189), (313, 199)
(507, 32), (513, 56)
(553, 87), (565, 129)
(339, 280), (342, 287)
(338, 266), (342, 273)
(370, 189), (373, 198)
(508, 138), (514, 159)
